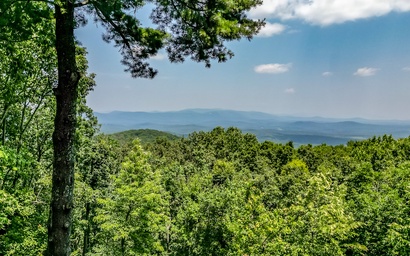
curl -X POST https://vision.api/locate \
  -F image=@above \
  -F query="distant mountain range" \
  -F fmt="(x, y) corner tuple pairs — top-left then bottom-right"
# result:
(95, 109), (410, 146)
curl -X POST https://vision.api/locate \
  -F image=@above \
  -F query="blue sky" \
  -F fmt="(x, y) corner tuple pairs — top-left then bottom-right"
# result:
(76, 0), (410, 120)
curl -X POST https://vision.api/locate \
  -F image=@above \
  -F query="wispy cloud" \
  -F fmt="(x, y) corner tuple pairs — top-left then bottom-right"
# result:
(354, 67), (379, 77)
(249, 0), (410, 26)
(254, 63), (292, 74)
(322, 71), (333, 77)
(285, 88), (296, 94)
(402, 67), (410, 72)
(257, 22), (286, 37)
(150, 53), (166, 60)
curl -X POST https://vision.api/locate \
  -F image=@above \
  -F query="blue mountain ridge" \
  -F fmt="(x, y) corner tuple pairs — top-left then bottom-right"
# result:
(95, 109), (410, 146)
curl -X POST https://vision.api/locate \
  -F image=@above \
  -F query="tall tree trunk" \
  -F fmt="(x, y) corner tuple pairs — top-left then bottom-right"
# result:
(47, 1), (80, 255)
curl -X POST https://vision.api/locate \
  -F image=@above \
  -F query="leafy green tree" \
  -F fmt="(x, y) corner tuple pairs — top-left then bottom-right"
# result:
(0, 31), (56, 153)
(109, 129), (180, 147)
(347, 162), (410, 255)
(94, 140), (169, 255)
(381, 165), (410, 256)
(0, 147), (49, 255)
(260, 140), (295, 171)
(73, 132), (126, 255)
(281, 171), (360, 255)
(236, 159), (360, 255)
(168, 159), (249, 255)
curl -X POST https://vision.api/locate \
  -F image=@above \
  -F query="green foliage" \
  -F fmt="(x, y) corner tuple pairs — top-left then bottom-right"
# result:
(2, 111), (410, 255)
(0, 147), (48, 255)
(152, 0), (264, 67)
(0, 1), (52, 42)
(0, 30), (56, 155)
(0, 18), (98, 254)
(346, 161), (410, 255)
(94, 140), (169, 255)
(146, 131), (410, 255)
(72, 135), (124, 255)
(109, 129), (180, 146)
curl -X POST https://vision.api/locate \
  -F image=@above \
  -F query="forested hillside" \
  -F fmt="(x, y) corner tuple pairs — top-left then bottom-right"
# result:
(108, 129), (180, 145)
(2, 119), (410, 254)
(1, 1), (409, 255)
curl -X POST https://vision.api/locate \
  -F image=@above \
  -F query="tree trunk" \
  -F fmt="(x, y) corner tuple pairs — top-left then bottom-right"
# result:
(82, 202), (91, 256)
(47, 1), (80, 255)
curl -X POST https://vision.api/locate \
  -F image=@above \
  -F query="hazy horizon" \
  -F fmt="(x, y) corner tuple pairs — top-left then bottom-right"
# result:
(94, 108), (410, 122)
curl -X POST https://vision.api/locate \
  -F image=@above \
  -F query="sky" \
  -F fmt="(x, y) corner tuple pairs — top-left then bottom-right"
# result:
(76, 0), (410, 120)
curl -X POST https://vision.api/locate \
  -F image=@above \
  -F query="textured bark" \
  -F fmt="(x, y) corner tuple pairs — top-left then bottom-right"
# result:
(47, 1), (80, 255)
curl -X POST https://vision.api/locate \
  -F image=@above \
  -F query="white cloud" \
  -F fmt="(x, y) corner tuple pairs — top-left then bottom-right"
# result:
(249, 0), (294, 20)
(322, 71), (333, 77)
(254, 63), (292, 74)
(402, 67), (410, 72)
(257, 22), (286, 37)
(285, 88), (296, 94)
(354, 67), (379, 77)
(150, 53), (166, 60)
(249, 0), (410, 26)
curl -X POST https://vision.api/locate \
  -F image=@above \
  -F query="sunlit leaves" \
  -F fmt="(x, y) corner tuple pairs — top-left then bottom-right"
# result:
(94, 140), (169, 255)
(0, 1), (53, 42)
(0, 148), (48, 255)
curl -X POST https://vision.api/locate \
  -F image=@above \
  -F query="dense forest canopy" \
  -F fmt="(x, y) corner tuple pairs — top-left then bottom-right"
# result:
(1, 116), (410, 255)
